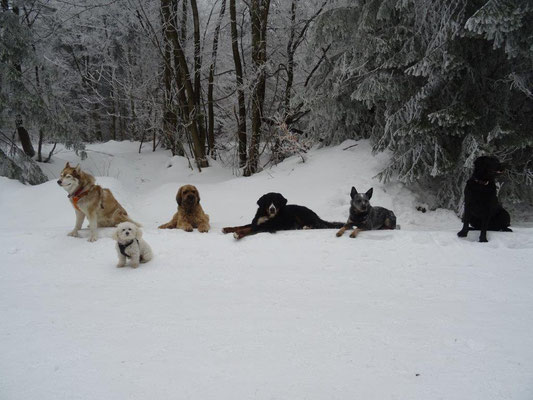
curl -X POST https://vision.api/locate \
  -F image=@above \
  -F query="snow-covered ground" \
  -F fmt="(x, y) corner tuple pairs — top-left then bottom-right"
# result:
(1, 140), (532, 400)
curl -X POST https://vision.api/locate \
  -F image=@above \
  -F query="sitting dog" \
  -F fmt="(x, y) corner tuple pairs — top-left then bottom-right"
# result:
(113, 222), (153, 268)
(336, 187), (397, 238)
(457, 156), (512, 242)
(158, 184), (210, 232)
(222, 192), (343, 239)
(57, 162), (137, 242)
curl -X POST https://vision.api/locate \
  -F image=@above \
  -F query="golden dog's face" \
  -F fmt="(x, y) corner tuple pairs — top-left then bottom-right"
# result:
(177, 185), (200, 207)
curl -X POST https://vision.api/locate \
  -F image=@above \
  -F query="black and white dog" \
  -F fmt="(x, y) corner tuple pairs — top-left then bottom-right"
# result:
(222, 192), (343, 239)
(336, 187), (397, 238)
(457, 156), (512, 242)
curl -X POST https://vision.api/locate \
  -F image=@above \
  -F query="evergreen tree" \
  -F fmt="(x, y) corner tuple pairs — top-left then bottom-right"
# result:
(308, 0), (533, 211)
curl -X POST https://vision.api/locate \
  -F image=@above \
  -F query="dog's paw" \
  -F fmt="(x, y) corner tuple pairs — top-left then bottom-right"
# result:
(67, 230), (79, 238)
(349, 232), (358, 238)
(198, 226), (209, 233)
(479, 237), (488, 243)
(457, 230), (468, 238)
(336, 231), (344, 237)
(130, 263), (139, 268)
(116, 262), (126, 268)
(233, 232), (242, 240)
(88, 235), (98, 242)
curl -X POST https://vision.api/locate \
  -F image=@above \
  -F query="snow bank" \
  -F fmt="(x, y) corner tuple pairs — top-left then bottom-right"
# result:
(1, 140), (532, 400)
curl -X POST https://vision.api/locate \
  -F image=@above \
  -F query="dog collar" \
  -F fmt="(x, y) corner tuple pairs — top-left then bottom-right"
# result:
(68, 187), (89, 211)
(118, 239), (138, 258)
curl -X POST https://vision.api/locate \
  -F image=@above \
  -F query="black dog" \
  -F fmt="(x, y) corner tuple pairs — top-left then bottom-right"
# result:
(336, 187), (397, 238)
(457, 156), (512, 242)
(222, 192), (343, 239)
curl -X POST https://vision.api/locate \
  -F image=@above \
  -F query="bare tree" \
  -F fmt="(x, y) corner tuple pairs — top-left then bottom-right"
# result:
(230, 0), (247, 168)
(207, 0), (227, 158)
(245, 0), (271, 176)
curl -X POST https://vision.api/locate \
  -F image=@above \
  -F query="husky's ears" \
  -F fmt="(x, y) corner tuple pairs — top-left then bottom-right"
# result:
(74, 164), (81, 174)
(65, 162), (71, 168)
(135, 227), (143, 240)
(112, 228), (119, 241)
(350, 187), (358, 198)
(365, 188), (373, 199)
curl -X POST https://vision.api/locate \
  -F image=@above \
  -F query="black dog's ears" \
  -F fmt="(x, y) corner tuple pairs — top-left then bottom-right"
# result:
(365, 188), (373, 199)
(257, 193), (288, 207)
(257, 194), (268, 207)
(350, 187), (357, 198)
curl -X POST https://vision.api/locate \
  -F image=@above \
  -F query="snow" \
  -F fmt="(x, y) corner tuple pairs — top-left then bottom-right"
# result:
(1, 140), (532, 400)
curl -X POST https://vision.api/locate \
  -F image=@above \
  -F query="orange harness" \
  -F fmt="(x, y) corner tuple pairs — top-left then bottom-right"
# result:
(69, 188), (89, 211)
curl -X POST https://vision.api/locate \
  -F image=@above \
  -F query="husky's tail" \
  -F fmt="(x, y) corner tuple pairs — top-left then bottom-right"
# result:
(126, 216), (142, 227)
(116, 209), (142, 227)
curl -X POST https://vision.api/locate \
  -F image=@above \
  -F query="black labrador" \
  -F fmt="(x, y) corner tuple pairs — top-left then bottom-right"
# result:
(457, 156), (512, 242)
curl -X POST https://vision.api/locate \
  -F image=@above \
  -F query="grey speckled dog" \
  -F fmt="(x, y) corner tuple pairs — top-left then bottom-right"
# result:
(336, 187), (397, 238)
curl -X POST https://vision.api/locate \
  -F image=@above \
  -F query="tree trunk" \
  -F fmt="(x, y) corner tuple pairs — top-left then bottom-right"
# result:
(15, 117), (35, 157)
(207, 0), (227, 158)
(161, 0), (208, 169)
(245, 0), (271, 176)
(190, 0), (207, 152)
(284, 0), (297, 115)
(37, 128), (44, 162)
(230, 0), (247, 168)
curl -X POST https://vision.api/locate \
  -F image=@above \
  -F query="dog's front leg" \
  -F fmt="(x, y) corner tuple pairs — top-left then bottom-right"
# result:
(68, 209), (85, 237)
(457, 209), (470, 238)
(87, 212), (98, 242)
(116, 253), (127, 268)
(336, 222), (352, 237)
(234, 226), (254, 240)
(198, 223), (210, 233)
(129, 249), (140, 268)
(350, 228), (363, 238)
(479, 218), (489, 243)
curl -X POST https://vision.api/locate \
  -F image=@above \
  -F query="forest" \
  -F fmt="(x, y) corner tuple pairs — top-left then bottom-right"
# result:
(1, 0), (532, 211)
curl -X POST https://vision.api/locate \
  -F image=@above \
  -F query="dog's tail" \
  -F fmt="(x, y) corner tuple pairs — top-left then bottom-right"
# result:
(127, 217), (142, 228)
(116, 210), (142, 227)
(318, 219), (345, 229)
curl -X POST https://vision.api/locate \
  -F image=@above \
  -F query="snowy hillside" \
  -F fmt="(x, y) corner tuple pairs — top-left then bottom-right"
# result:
(1, 141), (532, 400)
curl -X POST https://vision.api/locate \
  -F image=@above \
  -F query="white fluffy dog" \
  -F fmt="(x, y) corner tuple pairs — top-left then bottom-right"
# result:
(113, 222), (153, 268)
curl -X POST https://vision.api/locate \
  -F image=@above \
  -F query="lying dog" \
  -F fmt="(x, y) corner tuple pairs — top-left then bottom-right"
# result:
(222, 192), (343, 239)
(457, 156), (512, 242)
(57, 162), (137, 242)
(113, 222), (153, 268)
(158, 184), (210, 232)
(336, 187), (397, 238)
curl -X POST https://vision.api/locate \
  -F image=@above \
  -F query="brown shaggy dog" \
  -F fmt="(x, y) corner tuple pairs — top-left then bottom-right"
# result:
(158, 185), (210, 232)
(57, 162), (138, 242)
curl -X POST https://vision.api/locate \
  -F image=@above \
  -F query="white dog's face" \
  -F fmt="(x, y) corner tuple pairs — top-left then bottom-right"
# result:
(114, 222), (141, 242)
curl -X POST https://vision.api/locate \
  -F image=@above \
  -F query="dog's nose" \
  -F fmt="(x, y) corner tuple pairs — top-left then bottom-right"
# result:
(57, 180), (62, 185)
(125, 231), (130, 236)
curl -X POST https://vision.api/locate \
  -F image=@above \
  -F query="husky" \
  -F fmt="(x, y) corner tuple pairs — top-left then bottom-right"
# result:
(336, 187), (397, 238)
(57, 162), (138, 242)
